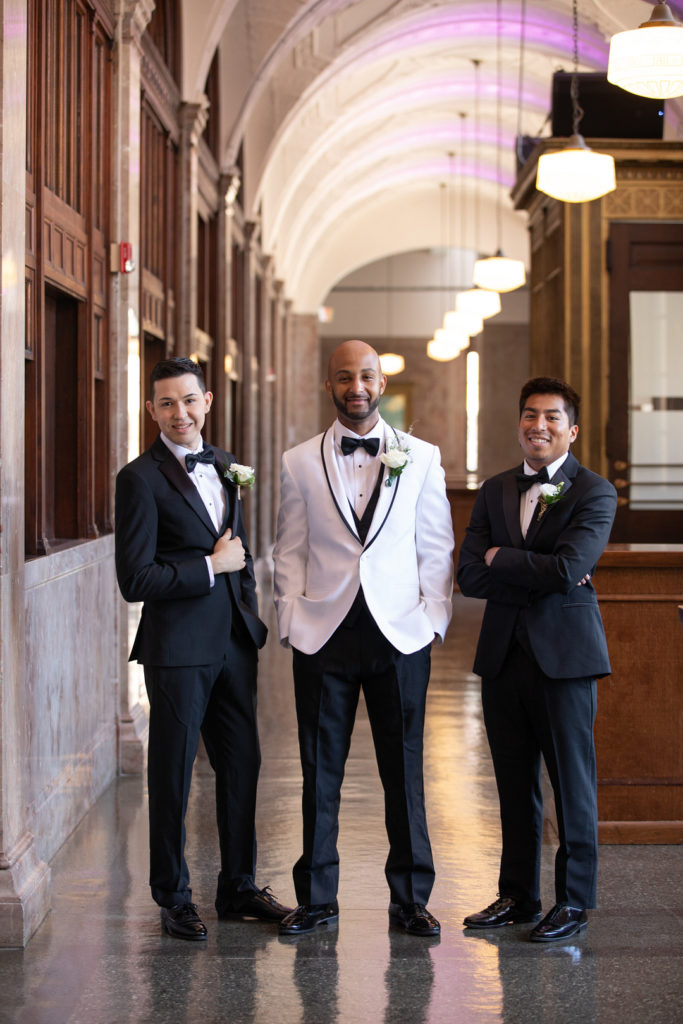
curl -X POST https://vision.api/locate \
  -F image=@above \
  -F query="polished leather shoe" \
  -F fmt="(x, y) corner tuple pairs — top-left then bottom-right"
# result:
(463, 896), (542, 929)
(217, 886), (293, 922)
(160, 903), (208, 941)
(529, 904), (587, 942)
(278, 902), (339, 935)
(389, 902), (440, 937)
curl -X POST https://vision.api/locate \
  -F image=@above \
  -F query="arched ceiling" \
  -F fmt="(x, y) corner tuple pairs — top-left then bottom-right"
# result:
(180, 1), (683, 312)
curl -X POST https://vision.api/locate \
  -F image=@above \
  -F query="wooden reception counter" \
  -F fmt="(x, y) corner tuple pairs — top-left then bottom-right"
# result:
(594, 545), (683, 844)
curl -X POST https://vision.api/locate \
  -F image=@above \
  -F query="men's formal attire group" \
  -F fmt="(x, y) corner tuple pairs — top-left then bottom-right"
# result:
(457, 451), (617, 934)
(115, 434), (274, 924)
(273, 417), (454, 929)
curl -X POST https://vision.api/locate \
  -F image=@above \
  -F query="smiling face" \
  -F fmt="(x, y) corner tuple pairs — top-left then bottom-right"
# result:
(146, 373), (213, 450)
(325, 339), (386, 434)
(518, 392), (578, 469)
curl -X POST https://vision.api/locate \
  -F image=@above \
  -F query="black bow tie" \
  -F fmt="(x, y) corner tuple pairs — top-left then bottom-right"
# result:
(341, 436), (380, 457)
(185, 447), (216, 473)
(516, 466), (549, 492)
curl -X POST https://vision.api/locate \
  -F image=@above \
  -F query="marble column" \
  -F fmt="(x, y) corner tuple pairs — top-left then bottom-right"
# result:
(113, 0), (155, 775)
(257, 255), (275, 556)
(177, 101), (209, 355)
(0, 0), (50, 948)
(287, 313), (321, 446)
(241, 220), (259, 545)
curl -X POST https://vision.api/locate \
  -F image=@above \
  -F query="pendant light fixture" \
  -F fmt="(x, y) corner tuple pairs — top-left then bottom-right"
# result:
(441, 135), (484, 342)
(608, 2), (683, 99)
(536, 0), (616, 204)
(428, 181), (470, 362)
(457, 61), (502, 319)
(472, 2), (526, 293)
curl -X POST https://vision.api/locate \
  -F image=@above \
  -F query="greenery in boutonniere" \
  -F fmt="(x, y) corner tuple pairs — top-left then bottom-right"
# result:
(537, 481), (565, 519)
(380, 441), (412, 487)
(224, 462), (255, 499)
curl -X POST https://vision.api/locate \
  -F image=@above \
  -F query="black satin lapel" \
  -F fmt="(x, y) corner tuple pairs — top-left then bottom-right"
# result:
(525, 465), (574, 544)
(320, 429), (362, 544)
(503, 471), (524, 546)
(158, 453), (218, 537)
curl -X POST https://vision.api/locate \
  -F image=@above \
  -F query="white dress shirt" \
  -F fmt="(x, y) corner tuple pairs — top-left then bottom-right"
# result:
(332, 419), (386, 516)
(160, 433), (226, 584)
(520, 452), (569, 536)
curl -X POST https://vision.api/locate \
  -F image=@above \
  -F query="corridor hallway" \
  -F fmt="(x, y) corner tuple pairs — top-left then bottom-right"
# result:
(1, 595), (680, 1024)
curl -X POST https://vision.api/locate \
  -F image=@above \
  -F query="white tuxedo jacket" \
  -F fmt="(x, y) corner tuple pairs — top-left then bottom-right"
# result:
(273, 420), (454, 655)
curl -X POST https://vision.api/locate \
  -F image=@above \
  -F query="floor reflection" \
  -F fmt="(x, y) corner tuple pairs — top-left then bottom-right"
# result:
(1, 596), (681, 1023)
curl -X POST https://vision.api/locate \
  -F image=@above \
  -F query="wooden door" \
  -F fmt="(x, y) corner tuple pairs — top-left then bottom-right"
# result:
(607, 222), (683, 542)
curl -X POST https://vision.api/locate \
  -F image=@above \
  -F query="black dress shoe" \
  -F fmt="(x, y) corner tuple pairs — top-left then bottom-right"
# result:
(278, 902), (339, 935)
(463, 896), (542, 929)
(217, 887), (293, 922)
(529, 904), (587, 942)
(160, 903), (208, 941)
(389, 902), (440, 936)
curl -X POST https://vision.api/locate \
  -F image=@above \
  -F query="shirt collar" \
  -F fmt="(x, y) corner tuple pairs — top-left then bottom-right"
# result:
(333, 416), (385, 449)
(160, 432), (205, 466)
(522, 451), (569, 479)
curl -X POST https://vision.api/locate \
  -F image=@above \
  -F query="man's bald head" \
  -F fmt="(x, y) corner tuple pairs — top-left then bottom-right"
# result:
(325, 339), (386, 435)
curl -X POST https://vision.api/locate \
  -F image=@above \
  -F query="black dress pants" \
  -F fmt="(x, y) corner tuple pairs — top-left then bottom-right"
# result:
(144, 632), (260, 908)
(291, 604), (434, 907)
(482, 638), (598, 909)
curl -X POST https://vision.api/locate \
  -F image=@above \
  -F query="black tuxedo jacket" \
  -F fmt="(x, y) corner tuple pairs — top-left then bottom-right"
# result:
(457, 452), (617, 680)
(115, 435), (267, 667)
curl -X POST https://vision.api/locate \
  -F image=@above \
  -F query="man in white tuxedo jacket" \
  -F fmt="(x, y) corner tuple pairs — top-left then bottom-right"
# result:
(273, 340), (454, 936)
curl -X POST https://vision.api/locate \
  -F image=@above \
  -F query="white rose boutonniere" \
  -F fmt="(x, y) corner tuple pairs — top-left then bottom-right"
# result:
(224, 462), (255, 500)
(380, 442), (412, 487)
(537, 481), (565, 520)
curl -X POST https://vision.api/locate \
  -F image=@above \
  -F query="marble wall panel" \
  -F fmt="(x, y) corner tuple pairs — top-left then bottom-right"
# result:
(24, 538), (118, 864)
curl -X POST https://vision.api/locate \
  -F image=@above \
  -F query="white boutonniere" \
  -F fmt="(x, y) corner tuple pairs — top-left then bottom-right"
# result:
(380, 441), (412, 487)
(224, 462), (255, 500)
(537, 481), (565, 519)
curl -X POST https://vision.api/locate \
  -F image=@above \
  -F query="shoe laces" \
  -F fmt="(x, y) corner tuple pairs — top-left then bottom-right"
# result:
(174, 902), (200, 920)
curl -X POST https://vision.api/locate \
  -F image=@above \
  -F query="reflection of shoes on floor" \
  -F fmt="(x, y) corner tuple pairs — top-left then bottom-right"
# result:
(389, 902), (440, 936)
(463, 896), (542, 929)
(278, 902), (339, 935)
(217, 886), (293, 922)
(161, 903), (208, 941)
(529, 904), (587, 942)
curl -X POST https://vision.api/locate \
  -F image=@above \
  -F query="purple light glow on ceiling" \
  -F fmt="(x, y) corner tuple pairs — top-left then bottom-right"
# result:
(355, 10), (609, 70)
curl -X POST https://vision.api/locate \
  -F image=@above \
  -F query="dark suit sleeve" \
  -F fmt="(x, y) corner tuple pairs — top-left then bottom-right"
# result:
(487, 478), (617, 595)
(115, 465), (211, 603)
(457, 485), (534, 607)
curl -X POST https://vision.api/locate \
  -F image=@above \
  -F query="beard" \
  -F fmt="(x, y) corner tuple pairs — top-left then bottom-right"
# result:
(331, 391), (380, 422)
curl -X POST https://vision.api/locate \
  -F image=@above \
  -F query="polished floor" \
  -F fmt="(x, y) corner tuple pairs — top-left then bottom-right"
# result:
(2, 594), (681, 1024)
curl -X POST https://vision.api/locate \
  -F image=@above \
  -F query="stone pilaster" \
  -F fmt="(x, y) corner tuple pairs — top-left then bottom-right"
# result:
(0, 0), (50, 947)
(177, 100), (209, 354)
(113, 0), (155, 775)
(241, 220), (259, 545)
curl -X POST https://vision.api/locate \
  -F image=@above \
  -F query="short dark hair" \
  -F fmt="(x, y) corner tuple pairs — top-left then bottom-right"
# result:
(519, 376), (580, 426)
(150, 357), (206, 398)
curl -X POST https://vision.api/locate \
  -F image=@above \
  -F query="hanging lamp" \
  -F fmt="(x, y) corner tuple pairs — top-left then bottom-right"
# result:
(456, 286), (501, 319)
(608, 2), (683, 99)
(536, 0), (616, 203)
(472, 3), (526, 293)
(427, 327), (469, 362)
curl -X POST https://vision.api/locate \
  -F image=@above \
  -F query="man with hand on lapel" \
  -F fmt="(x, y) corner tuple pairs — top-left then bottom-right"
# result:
(115, 357), (291, 941)
(457, 377), (617, 942)
(273, 339), (454, 937)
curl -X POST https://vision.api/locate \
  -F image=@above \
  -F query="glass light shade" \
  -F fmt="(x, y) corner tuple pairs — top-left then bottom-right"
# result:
(473, 253), (526, 293)
(456, 287), (501, 319)
(427, 327), (469, 362)
(536, 136), (616, 203)
(379, 352), (405, 375)
(607, 3), (683, 99)
(443, 309), (483, 337)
